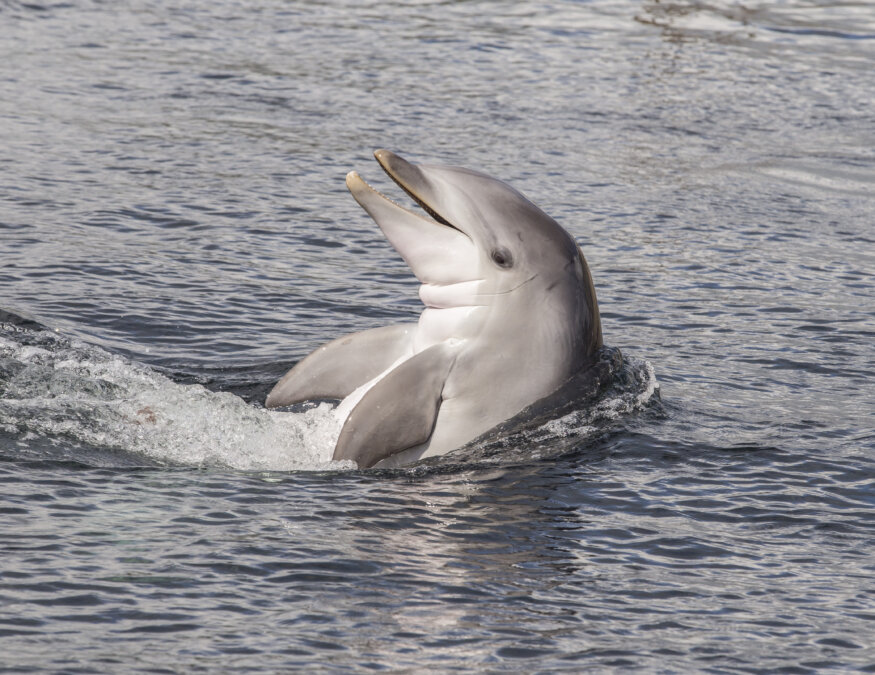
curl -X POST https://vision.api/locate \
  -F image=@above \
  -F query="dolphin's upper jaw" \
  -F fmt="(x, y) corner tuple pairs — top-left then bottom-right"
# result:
(373, 149), (466, 237)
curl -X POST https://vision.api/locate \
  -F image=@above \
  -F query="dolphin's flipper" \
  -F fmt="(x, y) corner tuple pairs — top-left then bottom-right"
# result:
(333, 342), (458, 468)
(265, 324), (417, 408)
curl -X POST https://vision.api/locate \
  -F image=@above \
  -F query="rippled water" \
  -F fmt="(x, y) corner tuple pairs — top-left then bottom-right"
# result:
(1, 1), (874, 671)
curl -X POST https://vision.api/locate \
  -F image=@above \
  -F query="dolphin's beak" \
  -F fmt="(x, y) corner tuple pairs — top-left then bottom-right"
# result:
(372, 150), (457, 231)
(345, 156), (476, 285)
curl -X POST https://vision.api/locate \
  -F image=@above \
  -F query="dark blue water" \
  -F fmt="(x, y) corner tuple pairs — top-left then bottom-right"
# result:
(1, 1), (873, 671)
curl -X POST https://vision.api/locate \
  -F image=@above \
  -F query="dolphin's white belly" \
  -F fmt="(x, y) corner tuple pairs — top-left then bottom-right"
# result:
(333, 294), (485, 448)
(335, 281), (501, 456)
(415, 308), (483, 352)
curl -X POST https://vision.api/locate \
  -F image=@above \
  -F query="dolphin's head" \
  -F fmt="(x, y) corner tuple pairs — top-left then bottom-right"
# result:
(346, 150), (602, 358)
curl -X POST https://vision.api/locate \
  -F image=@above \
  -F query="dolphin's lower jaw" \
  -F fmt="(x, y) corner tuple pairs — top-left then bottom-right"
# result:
(267, 150), (604, 468)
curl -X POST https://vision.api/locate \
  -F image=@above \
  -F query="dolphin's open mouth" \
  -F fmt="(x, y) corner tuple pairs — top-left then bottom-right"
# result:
(345, 153), (478, 287)
(372, 149), (465, 234)
(345, 171), (432, 229)
(346, 149), (470, 240)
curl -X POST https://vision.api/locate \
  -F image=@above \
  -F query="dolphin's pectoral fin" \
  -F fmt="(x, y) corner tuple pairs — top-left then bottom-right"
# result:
(333, 342), (457, 468)
(265, 323), (417, 408)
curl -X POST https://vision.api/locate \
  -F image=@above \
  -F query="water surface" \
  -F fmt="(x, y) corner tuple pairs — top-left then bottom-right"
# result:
(1, 1), (873, 671)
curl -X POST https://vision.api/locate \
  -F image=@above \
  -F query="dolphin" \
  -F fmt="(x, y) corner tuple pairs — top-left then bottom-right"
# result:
(266, 150), (603, 468)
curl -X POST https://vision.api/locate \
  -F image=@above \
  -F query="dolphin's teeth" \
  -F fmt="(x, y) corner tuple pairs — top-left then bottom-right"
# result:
(362, 157), (460, 231)
(348, 172), (411, 213)
(351, 172), (443, 225)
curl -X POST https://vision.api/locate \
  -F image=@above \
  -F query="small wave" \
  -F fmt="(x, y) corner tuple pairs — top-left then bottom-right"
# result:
(530, 354), (659, 439)
(0, 321), (352, 472)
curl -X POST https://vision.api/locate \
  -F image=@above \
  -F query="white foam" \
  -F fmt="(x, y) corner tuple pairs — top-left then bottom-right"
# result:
(0, 332), (353, 471)
(591, 358), (660, 421)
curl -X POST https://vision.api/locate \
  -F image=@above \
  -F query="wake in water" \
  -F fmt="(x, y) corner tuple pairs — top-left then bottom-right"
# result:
(0, 313), (659, 472)
(0, 315), (348, 471)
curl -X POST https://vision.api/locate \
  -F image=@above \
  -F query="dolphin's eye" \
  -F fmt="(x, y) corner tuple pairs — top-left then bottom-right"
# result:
(491, 247), (513, 269)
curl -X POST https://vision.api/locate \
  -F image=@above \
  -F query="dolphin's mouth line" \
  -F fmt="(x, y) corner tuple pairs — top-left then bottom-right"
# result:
(473, 274), (537, 298)
(419, 275), (537, 311)
(374, 151), (466, 236)
(350, 171), (471, 242)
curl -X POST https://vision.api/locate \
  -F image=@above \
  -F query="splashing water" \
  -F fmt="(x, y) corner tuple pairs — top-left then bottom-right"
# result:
(0, 324), (352, 471)
(537, 358), (660, 440)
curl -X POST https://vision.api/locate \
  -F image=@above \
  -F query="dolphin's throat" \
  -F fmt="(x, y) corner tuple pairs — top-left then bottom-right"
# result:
(411, 280), (486, 352)
(416, 306), (484, 352)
